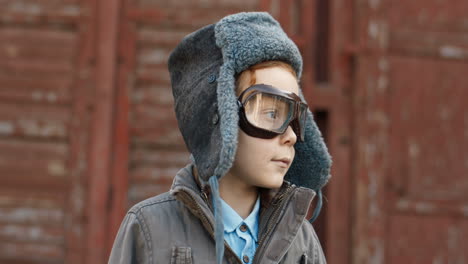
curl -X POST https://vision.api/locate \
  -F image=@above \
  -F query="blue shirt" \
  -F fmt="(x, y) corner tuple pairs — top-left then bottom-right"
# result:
(221, 197), (260, 264)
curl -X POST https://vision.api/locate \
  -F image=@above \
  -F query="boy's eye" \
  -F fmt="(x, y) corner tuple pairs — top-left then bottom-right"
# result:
(263, 109), (277, 119)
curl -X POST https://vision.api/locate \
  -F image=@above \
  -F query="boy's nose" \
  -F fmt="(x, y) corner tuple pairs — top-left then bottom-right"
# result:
(280, 126), (297, 146)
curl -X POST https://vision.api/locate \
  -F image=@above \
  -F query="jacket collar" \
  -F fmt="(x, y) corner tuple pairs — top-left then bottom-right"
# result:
(170, 164), (214, 223)
(170, 163), (316, 264)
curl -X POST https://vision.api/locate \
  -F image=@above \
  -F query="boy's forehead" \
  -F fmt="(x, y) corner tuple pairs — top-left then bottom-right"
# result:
(237, 66), (299, 95)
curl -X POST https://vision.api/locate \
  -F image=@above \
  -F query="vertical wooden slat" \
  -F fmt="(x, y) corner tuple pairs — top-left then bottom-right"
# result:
(326, 0), (355, 263)
(279, 0), (291, 33)
(65, 0), (96, 263)
(86, 0), (122, 263)
(259, 0), (272, 12)
(107, 0), (134, 253)
(352, 0), (393, 262)
(299, 0), (316, 94)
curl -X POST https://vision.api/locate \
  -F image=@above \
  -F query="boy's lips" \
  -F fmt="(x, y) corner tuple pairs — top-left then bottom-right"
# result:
(271, 158), (291, 167)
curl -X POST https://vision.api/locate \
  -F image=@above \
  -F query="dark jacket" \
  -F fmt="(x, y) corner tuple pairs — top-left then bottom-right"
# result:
(108, 164), (326, 264)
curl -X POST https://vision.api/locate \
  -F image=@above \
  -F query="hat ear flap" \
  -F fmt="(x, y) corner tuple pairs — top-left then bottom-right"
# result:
(285, 109), (331, 191)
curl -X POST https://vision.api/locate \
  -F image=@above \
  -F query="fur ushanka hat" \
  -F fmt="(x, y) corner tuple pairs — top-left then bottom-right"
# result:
(168, 12), (332, 263)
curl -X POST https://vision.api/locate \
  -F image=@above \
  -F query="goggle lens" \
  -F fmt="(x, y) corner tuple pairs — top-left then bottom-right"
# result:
(244, 93), (295, 133)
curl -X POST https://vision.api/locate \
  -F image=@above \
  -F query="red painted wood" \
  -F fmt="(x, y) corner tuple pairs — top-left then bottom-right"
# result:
(86, 0), (122, 263)
(325, 0), (355, 263)
(351, 0), (468, 263)
(107, 0), (133, 252)
(65, 0), (96, 263)
(0, 1), (90, 263)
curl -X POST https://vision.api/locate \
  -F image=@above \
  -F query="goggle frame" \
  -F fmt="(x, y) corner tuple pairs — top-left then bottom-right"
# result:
(237, 84), (309, 142)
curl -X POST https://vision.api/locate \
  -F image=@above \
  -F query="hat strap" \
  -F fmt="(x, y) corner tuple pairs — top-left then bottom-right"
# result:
(309, 189), (323, 223)
(208, 175), (225, 264)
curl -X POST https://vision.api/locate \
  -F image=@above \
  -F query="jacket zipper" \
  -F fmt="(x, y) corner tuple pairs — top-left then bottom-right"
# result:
(252, 185), (295, 264)
(178, 188), (243, 264)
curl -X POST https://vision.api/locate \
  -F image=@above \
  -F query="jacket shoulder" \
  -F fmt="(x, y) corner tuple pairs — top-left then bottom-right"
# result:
(127, 191), (178, 215)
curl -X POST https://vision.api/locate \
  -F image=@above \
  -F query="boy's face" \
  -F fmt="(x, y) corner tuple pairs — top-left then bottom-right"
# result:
(228, 66), (299, 189)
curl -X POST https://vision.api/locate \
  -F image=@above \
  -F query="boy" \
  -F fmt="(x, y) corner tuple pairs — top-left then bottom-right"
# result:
(109, 12), (331, 264)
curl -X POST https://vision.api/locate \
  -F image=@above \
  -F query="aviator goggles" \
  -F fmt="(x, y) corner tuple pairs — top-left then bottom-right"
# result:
(237, 84), (309, 142)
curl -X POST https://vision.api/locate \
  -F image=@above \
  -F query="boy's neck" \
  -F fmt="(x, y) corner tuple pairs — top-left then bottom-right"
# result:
(219, 173), (259, 219)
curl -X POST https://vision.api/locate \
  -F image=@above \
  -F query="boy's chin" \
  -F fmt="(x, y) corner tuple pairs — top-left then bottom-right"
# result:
(255, 179), (284, 189)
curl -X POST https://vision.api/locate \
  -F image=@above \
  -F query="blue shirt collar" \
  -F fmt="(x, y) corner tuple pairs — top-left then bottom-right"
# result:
(221, 196), (260, 241)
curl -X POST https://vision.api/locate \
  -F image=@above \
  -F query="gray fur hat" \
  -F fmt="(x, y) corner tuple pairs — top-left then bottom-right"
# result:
(168, 12), (332, 263)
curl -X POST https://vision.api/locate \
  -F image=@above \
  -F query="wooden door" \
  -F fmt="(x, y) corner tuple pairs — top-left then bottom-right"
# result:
(0, 0), (96, 263)
(352, 0), (468, 263)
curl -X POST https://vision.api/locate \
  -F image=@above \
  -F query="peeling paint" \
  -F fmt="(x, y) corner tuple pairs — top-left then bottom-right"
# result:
(10, 2), (42, 15)
(369, 111), (389, 126)
(32, 91), (58, 102)
(5, 44), (19, 57)
(369, 0), (381, 10)
(18, 119), (66, 137)
(32, 91), (43, 101)
(0, 197), (15, 205)
(0, 207), (63, 223)
(408, 141), (420, 158)
(61, 5), (81, 16)
(368, 171), (379, 219)
(48, 160), (67, 176)
(417, 10), (429, 24)
(156, 129), (185, 145)
(0, 241), (63, 257)
(365, 142), (377, 165)
(378, 22), (389, 49)
(71, 185), (85, 216)
(438, 106), (452, 121)
(461, 206), (468, 217)
(369, 239), (384, 264)
(0, 196), (59, 207)
(368, 20), (389, 47)
(368, 21), (379, 39)
(432, 255), (443, 264)
(139, 49), (168, 65)
(72, 225), (82, 236)
(46, 92), (58, 102)
(149, 167), (182, 179)
(133, 87), (174, 105)
(0, 225), (48, 241)
(133, 91), (144, 103)
(366, 77), (374, 98)
(378, 58), (389, 72)
(0, 121), (14, 135)
(440, 45), (467, 59)
(447, 226), (459, 250)
(446, 226), (467, 263)
(397, 199), (410, 210)
(377, 75), (388, 92)
(414, 202), (435, 213)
